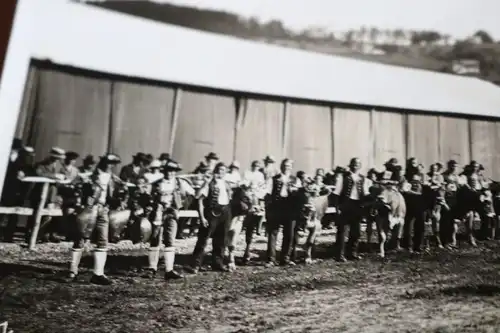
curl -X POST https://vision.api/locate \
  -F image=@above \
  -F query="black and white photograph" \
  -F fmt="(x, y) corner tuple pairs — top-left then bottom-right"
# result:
(1, 0), (500, 331)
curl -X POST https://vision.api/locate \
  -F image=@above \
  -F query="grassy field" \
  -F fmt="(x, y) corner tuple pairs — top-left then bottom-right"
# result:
(1, 229), (500, 333)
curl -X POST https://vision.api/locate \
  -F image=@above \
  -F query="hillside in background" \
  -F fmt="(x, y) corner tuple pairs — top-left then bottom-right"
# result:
(86, 0), (500, 85)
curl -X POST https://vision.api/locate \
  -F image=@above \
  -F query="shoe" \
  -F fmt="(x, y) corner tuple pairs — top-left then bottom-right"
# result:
(66, 272), (78, 282)
(264, 261), (277, 268)
(212, 265), (229, 272)
(90, 274), (113, 285)
(164, 270), (184, 280)
(335, 255), (347, 263)
(347, 254), (362, 261)
(184, 266), (199, 275)
(280, 260), (296, 266)
(142, 268), (157, 279)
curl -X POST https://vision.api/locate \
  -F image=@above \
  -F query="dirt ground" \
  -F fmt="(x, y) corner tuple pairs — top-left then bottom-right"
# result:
(1, 227), (500, 333)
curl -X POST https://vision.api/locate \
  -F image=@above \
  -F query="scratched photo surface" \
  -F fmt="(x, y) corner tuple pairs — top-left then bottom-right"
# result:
(1, 1), (500, 332)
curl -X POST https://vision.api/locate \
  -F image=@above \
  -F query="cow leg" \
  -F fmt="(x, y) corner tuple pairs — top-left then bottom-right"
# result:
(226, 215), (244, 271)
(375, 217), (386, 258)
(242, 215), (258, 264)
(465, 211), (477, 247)
(431, 209), (443, 249)
(366, 217), (374, 250)
(304, 221), (319, 264)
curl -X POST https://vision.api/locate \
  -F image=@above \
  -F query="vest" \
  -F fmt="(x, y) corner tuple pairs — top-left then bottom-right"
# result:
(270, 174), (292, 200)
(467, 174), (481, 191)
(205, 179), (231, 207)
(340, 173), (365, 199)
(155, 179), (183, 209)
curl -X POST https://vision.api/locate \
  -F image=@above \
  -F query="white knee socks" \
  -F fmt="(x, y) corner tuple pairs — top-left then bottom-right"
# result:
(164, 247), (175, 272)
(93, 250), (107, 276)
(70, 248), (83, 275)
(148, 247), (160, 271)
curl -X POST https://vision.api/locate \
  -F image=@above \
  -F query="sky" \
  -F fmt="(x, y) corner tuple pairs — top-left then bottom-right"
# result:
(157, 0), (500, 39)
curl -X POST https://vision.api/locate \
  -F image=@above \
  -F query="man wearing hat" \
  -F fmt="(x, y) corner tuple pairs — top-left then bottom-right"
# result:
(187, 162), (232, 274)
(1, 146), (36, 242)
(25, 147), (67, 243)
(143, 159), (164, 187)
(242, 160), (267, 238)
(265, 158), (301, 267)
(67, 153), (122, 285)
(458, 160), (485, 246)
(145, 160), (195, 280)
(225, 161), (242, 187)
(260, 155), (278, 183)
(59, 151), (80, 183)
(119, 152), (146, 184)
(158, 153), (171, 167)
(331, 157), (370, 262)
(79, 155), (96, 174)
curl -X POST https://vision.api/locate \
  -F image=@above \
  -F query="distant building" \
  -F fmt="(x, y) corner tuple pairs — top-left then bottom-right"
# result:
(451, 59), (481, 75)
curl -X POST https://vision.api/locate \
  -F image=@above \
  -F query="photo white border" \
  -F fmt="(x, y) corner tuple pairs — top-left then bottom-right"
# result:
(0, 0), (34, 194)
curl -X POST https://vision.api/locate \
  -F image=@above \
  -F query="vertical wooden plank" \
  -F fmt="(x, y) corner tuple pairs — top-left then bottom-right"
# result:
(372, 110), (406, 170)
(282, 101), (290, 159)
(438, 115), (470, 166)
(168, 88), (182, 155)
(407, 114), (439, 168)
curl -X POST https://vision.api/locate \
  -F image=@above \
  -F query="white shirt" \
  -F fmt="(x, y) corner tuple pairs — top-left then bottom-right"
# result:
(157, 178), (195, 206)
(243, 170), (266, 199)
(197, 178), (230, 205)
(225, 171), (241, 186)
(95, 169), (111, 204)
(333, 172), (370, 201)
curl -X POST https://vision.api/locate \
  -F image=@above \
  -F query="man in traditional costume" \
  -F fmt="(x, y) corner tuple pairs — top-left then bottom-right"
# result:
(79, 155), (96, 174)
(186, 162), (232, 273)
(401, 159), (429, 252)
(265, 158), (300, 267)
(67, 153), (122, 285)
(243, 160), (267, 237)
(1, 145), (35, 242)
(144, 160), (195, 280)
(225, 161), (242, 187)
(119, 152), (146, 184)
(332, 157), (370, 262)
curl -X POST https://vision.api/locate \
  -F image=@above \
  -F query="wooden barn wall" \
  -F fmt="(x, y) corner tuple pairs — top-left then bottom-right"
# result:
(28, 69), (111, 159)
(14, 66), (39, 141)
(285, 102), (333, 174)
(372, 110), (406, 170)
(470, 120), (497, 178)
(407, 114), (440, 168)
(333, 107), (372, 172)
(171, 90), (236, 172)
(110, 82), (175, 162)
(234, 98), (285, 170)
(14, 65), (500, 179)
(438, 116), (470, 166)
(494, 123), (500, 180)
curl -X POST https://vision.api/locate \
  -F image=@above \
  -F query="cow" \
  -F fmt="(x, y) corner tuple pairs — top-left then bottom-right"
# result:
(225, 183), (264, 271)
(291, 182), (330, 264)
(365, 180), (406, 258)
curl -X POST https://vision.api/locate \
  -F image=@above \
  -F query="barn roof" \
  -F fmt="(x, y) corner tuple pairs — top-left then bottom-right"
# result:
(20, 1), (500, 118)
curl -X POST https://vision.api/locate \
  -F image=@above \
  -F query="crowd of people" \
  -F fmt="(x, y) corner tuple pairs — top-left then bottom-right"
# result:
(0, 137), (498, 286)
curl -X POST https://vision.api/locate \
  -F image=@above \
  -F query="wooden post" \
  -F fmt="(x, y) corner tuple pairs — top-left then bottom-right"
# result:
(168, 88), (182, 155)
(28, 182), (49, 250)
(282, 101), (290, 158)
